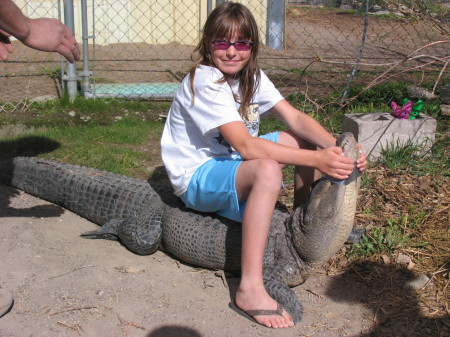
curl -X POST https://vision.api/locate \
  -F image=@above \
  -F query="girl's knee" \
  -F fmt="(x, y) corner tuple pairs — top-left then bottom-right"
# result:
(254, 159), (282, 189)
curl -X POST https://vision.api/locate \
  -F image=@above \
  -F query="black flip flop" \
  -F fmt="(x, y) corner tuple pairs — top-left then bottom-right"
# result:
(229, 299), (286, 326)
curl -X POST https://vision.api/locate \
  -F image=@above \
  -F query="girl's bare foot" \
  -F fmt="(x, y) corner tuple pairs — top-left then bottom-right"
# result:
(234, 285), (294, 328)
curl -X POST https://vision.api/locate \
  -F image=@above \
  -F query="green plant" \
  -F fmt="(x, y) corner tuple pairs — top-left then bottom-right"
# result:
(348, 219), (410, 257)
(309, 109), (344, 134)
(344, 102), (383, 114)
(406, 205), (428, 229)
(259, 114), (285, 134)
(378, 138), (421, 172)
(378, 135), (449, 177)
(346, 82), (409, 107)
(40, 67), (62, 79)
(59, 94), (111, 113)
(402, 0), (450, 16)
(359, 171), (374, 189)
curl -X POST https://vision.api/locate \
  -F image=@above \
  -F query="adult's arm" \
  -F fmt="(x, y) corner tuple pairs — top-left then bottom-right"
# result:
(0, 0), (80, 62)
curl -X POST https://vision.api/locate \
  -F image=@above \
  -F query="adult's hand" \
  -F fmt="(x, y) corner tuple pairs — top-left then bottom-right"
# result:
(0, 29), (13, 61)
(19, 17), (80, 63)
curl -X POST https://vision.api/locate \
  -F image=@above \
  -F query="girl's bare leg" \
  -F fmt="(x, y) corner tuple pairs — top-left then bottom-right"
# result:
(234, 159), (294, 328)
(278, 131), (321, 208)
(292, 164), (322, 207)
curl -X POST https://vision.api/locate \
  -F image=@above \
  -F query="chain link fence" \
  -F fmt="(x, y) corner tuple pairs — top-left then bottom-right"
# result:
(0, 0), (65, 112)
(0, 0), (449, 111)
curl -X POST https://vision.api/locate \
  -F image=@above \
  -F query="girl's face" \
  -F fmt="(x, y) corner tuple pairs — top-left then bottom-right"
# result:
(210, 32), (252, 77)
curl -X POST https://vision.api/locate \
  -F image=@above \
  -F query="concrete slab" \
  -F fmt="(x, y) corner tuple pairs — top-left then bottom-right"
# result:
(342, 112), (437, 160)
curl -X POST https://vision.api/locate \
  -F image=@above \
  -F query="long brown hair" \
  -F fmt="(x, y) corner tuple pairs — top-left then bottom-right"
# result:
(190, 2), (261, 120)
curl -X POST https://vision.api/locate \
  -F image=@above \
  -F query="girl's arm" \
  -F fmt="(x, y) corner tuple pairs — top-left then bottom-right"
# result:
(269, 99), (336, 149)
(218, 119), (356, 180)
(269, 99), (368, 173)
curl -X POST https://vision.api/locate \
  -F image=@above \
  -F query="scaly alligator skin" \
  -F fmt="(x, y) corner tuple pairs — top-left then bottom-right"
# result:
(0, 132), (361, 324)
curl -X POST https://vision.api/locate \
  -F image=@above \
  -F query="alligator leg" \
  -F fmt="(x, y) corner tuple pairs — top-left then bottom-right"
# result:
(81, 218), (125, 241)
(81, 205), (164, 255)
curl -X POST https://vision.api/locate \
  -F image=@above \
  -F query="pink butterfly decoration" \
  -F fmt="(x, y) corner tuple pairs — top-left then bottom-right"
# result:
(390, 100), (412, 119)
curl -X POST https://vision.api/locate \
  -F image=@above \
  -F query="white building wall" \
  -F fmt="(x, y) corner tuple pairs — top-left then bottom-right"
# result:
(16, 0), (267, 46)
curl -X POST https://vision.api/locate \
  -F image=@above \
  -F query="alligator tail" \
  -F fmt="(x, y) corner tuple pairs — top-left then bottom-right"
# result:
(263, 264), (304, 323)
(265, 280), (303, 324)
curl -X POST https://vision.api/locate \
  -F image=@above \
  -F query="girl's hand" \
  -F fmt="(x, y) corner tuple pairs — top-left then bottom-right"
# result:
(356, 144), (368, 173)
(316, 146), (355, 180)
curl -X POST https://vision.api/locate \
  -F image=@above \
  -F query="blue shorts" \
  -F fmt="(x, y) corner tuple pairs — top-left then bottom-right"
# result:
(180, 132), (280, 222)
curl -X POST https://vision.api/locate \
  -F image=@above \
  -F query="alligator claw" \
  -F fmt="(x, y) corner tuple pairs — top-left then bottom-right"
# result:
(80, 219), (123, 240)
(345, 228), (366, 244)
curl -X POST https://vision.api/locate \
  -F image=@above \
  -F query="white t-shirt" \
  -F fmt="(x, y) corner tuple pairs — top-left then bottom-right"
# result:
(161, 64), (284, 196)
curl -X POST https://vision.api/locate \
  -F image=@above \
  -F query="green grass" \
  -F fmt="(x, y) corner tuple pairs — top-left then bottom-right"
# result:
(378, 139), (422, 172)
(347, 202), (435, 258)
(348, 134), (448, 262)
(0, 118), (164, 177)
(284, 77), (447, 135)
(0, 96), (168, 177)
(377, 136), (449, 177)
(347, 218), (411, 258)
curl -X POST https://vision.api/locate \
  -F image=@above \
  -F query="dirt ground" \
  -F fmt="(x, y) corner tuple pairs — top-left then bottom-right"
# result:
(0, 183), (377, 337)
(1, 179), (448, 337)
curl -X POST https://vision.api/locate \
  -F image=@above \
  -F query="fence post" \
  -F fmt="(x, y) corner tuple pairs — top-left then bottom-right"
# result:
(80, 0), (91, 96)
(58, 0), (65, 94)
(267, 0), (285, 50)
(63, 0), (78, 102)
(207, 0), (213, 15)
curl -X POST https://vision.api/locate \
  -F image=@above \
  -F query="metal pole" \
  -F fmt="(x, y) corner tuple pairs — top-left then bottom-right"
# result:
(63, 0), (78, 102)
(80, 0), (91, 96)
(267, 0), (285, 50)
(341, 0), (370, 103)
(58, 0), (65, 94)
(207, 0), (213, 15)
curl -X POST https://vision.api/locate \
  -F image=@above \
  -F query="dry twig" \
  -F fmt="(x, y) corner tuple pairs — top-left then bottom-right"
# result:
(48, 264), (95, 280)
(50, 306), (98, 317)
(105, 306), (147, 336)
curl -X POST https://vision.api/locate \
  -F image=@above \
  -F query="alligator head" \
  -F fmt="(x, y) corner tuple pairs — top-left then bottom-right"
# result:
(286, 132), (361, 268)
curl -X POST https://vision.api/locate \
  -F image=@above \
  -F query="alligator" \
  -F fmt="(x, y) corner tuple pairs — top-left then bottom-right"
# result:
(0, 132), (361, 324)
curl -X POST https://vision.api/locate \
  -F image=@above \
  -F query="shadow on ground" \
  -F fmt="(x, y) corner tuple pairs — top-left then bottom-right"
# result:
(326, 260), (450, 337)
(146, 325), (202, 337)
(0, 136), (63, 218)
